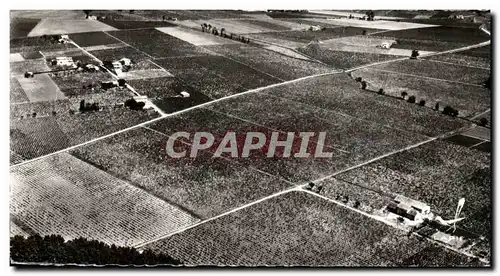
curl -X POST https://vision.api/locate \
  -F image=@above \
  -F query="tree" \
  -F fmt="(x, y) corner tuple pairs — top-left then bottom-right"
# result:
(32, 112), (37, 118)
(410, 50), (420, 59)
(361, 81), (367, 90)
(435, 102), (440, 111)
(377, 88), (385, 95)
(419, 99), (426, 106)
(362, 30), (367, 35)
(79, 100), (85, 113)
(355, 77), (362, 82)
(354, 201), (361, 208)
(129, 10), (135, 14)
(306, 182), (315, 190)
(407, 95), (416, 103)
(401, 91), (408, 99)
(443, 105), (459, 117)
(52, 111), (57, 116)
(365, 11), (375, 21)
(484, 75), (491, 90)
(83, 10), (91, 19)
(479, 117), (488, 126)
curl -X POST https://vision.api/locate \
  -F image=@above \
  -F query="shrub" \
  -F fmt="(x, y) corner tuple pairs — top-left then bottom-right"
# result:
(361, 81), (367, 90)
(443, 105), (459, 117)
(407, 95), (416, 103)
(377, 88), (384, 95)
(479, 117), (488, 126)
(418, 100), (426, 106)
(435, 102), (440, 111)
(401, 91), (408, 99)
(125, 98), (145, 111)
(355, 77), (362, 82)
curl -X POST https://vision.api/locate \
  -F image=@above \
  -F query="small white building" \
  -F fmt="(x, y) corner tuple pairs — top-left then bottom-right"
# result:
(119, 58), (132, 66)
(133, 96), (153, 109)
(88, 15), (98, 20)
(54, 56), (76, 68)
(309, 25), (322, 31)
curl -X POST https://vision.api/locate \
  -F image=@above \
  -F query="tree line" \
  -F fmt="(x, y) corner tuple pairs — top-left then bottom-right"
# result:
(11, 234), (181, 266)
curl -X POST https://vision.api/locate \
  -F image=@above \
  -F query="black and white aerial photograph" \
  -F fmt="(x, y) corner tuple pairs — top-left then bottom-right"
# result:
(7, 4), (494, 269)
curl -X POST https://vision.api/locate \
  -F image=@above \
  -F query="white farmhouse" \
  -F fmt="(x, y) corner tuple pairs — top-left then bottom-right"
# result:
(54, 56), (76, 68)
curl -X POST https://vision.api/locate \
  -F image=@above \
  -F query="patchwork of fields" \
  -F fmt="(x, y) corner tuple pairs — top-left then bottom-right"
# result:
(9, 10), (491, 267)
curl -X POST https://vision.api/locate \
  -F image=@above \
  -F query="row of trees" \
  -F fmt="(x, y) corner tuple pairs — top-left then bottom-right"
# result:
(200, 23), (250, 44)
(355, 77), (460, 117)
(11, 234), (181, 265)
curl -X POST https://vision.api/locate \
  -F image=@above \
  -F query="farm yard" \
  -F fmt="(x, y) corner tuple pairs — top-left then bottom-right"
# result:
(143, 191), (482, 266)
(9, 9), (492, 267)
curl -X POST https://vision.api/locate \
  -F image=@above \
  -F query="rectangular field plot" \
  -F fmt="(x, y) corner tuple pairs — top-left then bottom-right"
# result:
(303, 18), (437, 30)
(369, 59), (490, 85)
(371, 26), (490, 45)
(426, 44), (491, 68)
(184, 55), (282, 89)
(262, 74), (467, 137)
(156, 27), (239, 46)
(10, 153), (200, 247)
(88, 46), (151, 63)
(143, 191), (481, 266)
(69, 31), (121, 47)
(27, 19), (117, 36)
(10, 17), (40, 38)
(15, 74), (66, 102)
(249, 27), (384, 45)
(70, 127), (292, 219)
(335, 140), (491, 237)
(297, 45), (396, 69)
(351, 68), (490, 118)
(98, 19), (176, 30)
(10, 116), (71, 160)
(106, 29), (212, 58)
(11, 36), (75, 53)
(204, 44), (334, 80)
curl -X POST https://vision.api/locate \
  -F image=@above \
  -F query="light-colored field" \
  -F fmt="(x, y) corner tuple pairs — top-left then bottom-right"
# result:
(10, 53), (25, 62)
(10, 153), (200, 247)
(310, 10), (404, 20)
(83, 43), (128, 52)
(120, 69), (173, 80)
(39, 48), (86, 59)
(10, 58), (50, 76)
(11, 10), (85, 20)
(299, 18), (438, 30)
(15, 74), (66, 102)
(319, 37), (435, 56)
(28, 19), (117, 37)
(156, 27), (236, 46)
(175, 19), (279, 34)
